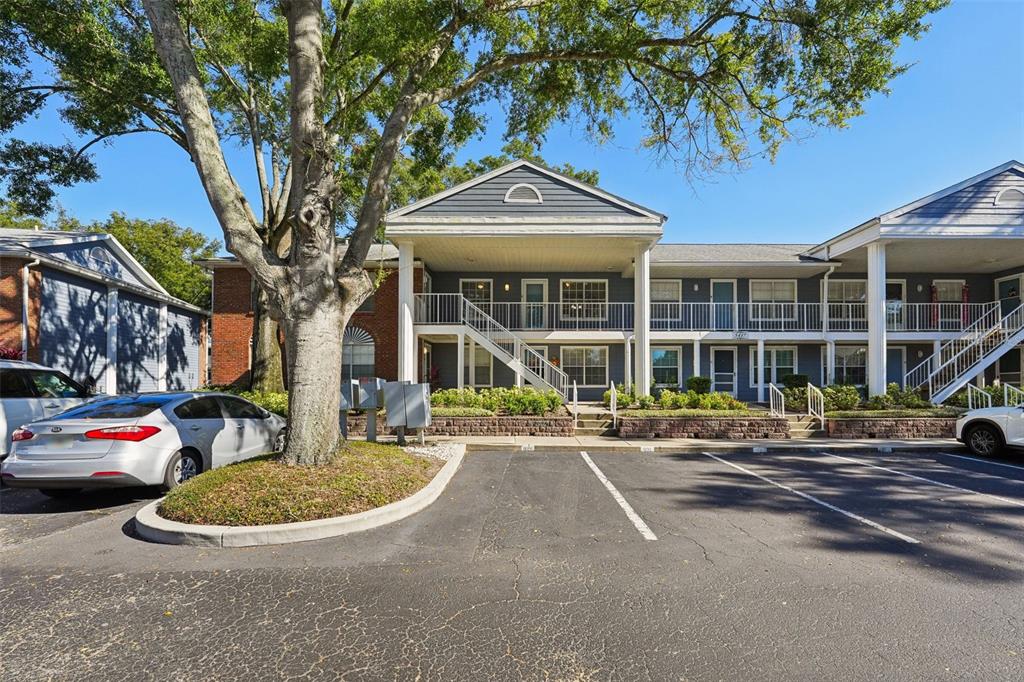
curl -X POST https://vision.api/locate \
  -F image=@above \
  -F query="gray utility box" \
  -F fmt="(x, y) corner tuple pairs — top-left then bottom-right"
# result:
(383, 381), (432, 429)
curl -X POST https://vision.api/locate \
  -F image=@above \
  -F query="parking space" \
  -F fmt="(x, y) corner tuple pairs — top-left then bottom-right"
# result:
(4, 447), (1024, 680)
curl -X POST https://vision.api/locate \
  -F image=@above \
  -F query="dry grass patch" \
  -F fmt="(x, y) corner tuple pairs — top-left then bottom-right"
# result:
(158, 441), (443, 526)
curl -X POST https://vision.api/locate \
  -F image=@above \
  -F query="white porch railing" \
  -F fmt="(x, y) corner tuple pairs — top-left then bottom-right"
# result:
(415, 294), (998, 334)
(966, 384), (992, 410)
(768, 383), (785, 418)
(608, 381), (618, 430)
(1005, 383), (1024, 407)
(807, 383), (825, 429)
(572, 381), (579, 429)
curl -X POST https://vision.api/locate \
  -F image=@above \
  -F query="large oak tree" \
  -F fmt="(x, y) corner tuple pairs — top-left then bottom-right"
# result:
(1, 0), (946, 464)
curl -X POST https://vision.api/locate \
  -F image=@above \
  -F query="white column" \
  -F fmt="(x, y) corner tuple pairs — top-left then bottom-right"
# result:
(693, 338), (701, 377)
(623, 336), (632, 391)
(456, 331), (465, 389)
(756, 338), (765, 403)
(156, 303), (168, 391)
(468, 338), (476, 388)
(932, 339), (942, 373)
(826, 340), (836, 386)
(514, 339), (523, 387)
(633, 244), (652, 396)
(105, 287), (119, 394)
(866, 242), (887, 396)
(397, 242), (415, 382)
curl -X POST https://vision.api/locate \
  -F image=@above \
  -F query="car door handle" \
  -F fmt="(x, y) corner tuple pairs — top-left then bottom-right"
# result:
(189, 425), (202, 431)
(236, 424), (245, 429)
(44, 403), (60, 409)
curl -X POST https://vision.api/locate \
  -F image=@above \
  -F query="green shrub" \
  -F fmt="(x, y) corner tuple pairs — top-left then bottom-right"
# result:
(658, 388), (679, 409)
(686, 376), (711, 394)
(636, 394), (656, 409)
(822, 385), (860, 411)
(945, 384), (1005, 408)
(780, 374), (809, 389)
(236, 390), (289, 417)
(431, 406), (495, 417)
(603, 383), (637, 408)
(782, 386), (807, 412)
(430, 386), (561, 415)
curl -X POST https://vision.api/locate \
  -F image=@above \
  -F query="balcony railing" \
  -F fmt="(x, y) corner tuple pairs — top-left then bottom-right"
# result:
(414, 295), (998, 334)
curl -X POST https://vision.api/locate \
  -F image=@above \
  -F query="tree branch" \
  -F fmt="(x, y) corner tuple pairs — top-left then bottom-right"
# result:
(141, 0), (286, 309)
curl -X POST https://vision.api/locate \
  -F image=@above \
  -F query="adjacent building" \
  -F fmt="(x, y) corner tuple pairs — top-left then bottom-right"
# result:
(0, 229), (208, 392)
(206, 159), (1024, 404)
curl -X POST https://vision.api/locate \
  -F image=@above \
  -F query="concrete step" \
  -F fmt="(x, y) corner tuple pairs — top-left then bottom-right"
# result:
(574, 427), (618, 436)
(790, 429), (825, 439)
(577, 419), (613, 428)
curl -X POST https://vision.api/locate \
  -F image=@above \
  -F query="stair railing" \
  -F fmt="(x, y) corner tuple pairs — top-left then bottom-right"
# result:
(906, 302), (1024, 401)
(461, 297), (568, 397)
(807, 383), (825, 430)
(769, 383), (785, 418)
(609, 381), (618, 430)
(1005, 383), (1024, 407)
(966, 383), (992, 410)
(572, 381), (579, 429)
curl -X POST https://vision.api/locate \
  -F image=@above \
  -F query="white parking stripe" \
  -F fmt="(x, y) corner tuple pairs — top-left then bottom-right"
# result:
(939, 452), (1024, 474)
(702, 452), (920, 545)
(579, 451), (657, 541)
(825, 453), (1024, 508)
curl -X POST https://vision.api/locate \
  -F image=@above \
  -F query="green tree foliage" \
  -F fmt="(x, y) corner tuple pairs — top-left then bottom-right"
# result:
(0, 0), (949, 464)
(57, 212), (220, 308)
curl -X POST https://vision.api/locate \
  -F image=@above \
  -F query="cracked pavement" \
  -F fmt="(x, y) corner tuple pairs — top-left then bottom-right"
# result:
(2, 448), (1024, 680)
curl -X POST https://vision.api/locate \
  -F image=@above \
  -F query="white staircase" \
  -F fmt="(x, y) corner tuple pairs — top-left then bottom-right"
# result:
(906, 303), (1024, 404)
(419, 295), (568, 397)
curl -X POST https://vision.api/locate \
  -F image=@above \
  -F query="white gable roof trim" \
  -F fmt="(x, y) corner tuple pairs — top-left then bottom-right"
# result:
(385, 159), (666, 222)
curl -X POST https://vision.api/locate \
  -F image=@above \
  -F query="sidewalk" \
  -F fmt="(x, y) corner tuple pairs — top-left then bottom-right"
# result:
(372, 434), (964, 454)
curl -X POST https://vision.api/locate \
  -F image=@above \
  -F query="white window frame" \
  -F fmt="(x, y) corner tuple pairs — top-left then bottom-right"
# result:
(994, 187), (1024, 206)
(503, 182), (543, 204)
(651, 345), (683, 387)
(994, 273), (1022, 300)
(651, 280), (682, 323)
(459, 278), (493, 306)
(560, 345), (609, 388)
(749, 346), (798, 388)
(521, 279), (549, 329)
(464, 341), (493, 388)
(749, 279), (798, 321)
(822, 345), (868, 387)
(932, 279), (966, 301)
(559, 279), (609, 322)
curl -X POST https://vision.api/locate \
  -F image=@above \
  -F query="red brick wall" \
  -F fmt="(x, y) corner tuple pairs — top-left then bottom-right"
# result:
(0, 258), (40, 359)
(210, 265), (420, 387)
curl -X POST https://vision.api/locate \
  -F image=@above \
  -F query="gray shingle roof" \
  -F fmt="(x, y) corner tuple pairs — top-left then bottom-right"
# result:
(196, 241), (399, 267)
(0, 228), (99, 247)
(652, 243), (823, 264)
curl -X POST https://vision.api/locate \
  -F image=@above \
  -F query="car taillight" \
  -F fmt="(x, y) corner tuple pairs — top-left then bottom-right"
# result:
(11, 428), (34, 442)
(84, 425), (161, 442)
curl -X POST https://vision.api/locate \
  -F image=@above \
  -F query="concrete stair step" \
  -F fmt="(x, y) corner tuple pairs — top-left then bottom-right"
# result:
(574, 427), (618, 436)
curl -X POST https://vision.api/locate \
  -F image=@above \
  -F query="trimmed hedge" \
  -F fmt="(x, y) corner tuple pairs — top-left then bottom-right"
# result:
(430, 386), (563, 416)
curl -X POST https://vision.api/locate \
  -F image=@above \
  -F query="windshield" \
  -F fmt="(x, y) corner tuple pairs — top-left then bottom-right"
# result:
(54, 395), (175, 420)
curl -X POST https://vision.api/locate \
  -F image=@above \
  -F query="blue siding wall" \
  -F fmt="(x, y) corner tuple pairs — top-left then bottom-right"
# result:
(117, 292), (160, 393)
(431, 271), (635, 302)
(409, 166), (647, 217)
(166, 307), (202, 390)
(39, 268), (108, 388)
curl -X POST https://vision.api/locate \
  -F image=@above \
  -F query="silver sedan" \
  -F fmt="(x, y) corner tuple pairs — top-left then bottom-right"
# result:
(0, 392), (287, 497)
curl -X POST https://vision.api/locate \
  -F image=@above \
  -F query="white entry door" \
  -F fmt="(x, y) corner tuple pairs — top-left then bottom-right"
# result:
(711, 347), (737, 395)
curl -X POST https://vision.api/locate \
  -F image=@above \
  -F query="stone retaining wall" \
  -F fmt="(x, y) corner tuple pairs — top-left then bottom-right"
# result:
(346, 414), (574, 437)
(826, 418), (956, 439)
(618, 417), (790, 439)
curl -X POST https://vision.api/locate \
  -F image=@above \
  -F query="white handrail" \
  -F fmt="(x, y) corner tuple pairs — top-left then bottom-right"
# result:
(572, 381), (579, 429)
(609, 381), (618, 429)
(807, 383), (825, 429)
(1005, 383), (1024, 407)
(967, 384), (992, 410)
(768, 383), (785, 418)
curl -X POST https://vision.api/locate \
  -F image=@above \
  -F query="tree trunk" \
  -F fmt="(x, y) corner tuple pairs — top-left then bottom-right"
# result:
(282, 298), (344, 465)
(250, 286), (286, 392)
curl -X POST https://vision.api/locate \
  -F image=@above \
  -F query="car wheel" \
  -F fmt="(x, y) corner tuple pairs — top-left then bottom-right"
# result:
(40, 488), (82, 499)
(161, 451), (201, 492)
(274, 428), (287, 453)
(966, 424), (1003, 457)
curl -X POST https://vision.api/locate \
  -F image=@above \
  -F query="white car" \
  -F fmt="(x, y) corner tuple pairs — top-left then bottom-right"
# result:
(0, 359), (97, 458)
(956, 405), (1024, 457)
(0, 392), (287, 497)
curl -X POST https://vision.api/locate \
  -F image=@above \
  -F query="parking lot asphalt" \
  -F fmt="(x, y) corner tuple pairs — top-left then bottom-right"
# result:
(2, 448), (1024, 680)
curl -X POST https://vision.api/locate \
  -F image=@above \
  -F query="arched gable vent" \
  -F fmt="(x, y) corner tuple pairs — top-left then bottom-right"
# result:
(503, 183), (543, 204)
(343, 327), (374, 345)
(994, 187), (1024, 206)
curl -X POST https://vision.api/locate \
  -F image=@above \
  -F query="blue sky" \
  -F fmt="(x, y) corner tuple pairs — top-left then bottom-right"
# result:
(16, 0), (1024, 250)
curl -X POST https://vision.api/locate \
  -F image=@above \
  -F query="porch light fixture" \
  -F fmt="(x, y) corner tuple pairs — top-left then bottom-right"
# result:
(504, 283), (510, 292)
(693, 283), (699, 291)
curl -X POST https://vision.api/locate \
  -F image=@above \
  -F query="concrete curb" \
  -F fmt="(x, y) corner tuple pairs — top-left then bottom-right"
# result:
(134, 445), (465, 548)
(465, 442), (963, 455)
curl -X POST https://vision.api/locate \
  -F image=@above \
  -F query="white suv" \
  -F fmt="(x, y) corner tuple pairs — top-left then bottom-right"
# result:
(956, 405), (1024, 457)
(0, 360), (96, 458)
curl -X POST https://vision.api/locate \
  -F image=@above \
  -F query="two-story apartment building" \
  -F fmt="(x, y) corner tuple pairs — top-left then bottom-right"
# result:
(206, 159), (1024, 405)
